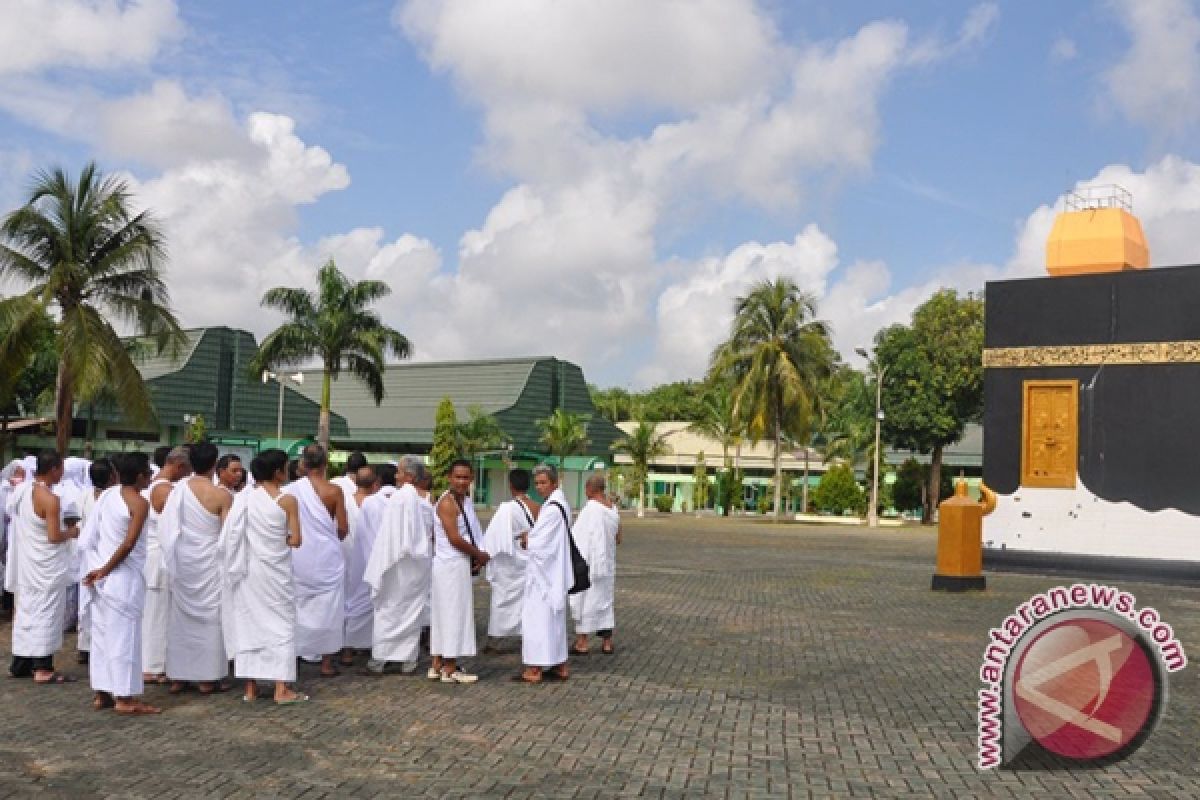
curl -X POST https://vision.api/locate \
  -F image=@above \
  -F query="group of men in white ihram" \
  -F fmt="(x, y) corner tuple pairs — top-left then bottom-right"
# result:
(2, 441), (621, 714)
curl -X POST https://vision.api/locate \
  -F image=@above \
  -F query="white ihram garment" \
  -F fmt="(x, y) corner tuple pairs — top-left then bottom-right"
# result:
(6, 483), (70, 659)
(342, 497), (373, 649)
(284, 477), (344, 656)
(222, 487), (296, 682)
(140, 479), (172, 674)
(162, 483), (226, 682)
(521, 489), (573, 667)
(418, 495), (434, 627)
(569, 500), (620, 633)
(482, 499), (533, 638)
(429, 492), (482, 659)
(364, 484), (430, 663)
(79, 487), (146, 697)
(74, 489), (102, 651)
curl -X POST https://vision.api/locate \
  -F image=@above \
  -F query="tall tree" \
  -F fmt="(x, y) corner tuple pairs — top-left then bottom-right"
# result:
(611, 419), (672, 518)
(456, 405), (510, 459)
(687, 386), (742, 470)
(589, 385), (633, 423)
(709, 277), (834, 517)
(429, 397), (458, 494)
(875, 289), (984, 522)
(691, 451), (710, 511)
(251, 258), (411, 452)
(0, 163), (185, 455)
(536, 409), (590, 459)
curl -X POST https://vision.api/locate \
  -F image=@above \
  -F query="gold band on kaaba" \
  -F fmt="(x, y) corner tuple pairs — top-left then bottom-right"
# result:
(982, 341), (1200, 368)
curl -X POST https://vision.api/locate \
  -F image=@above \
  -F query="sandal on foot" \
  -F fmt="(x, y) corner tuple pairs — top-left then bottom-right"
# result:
(115, 703), (162, 716)
(512, 672), (542, 684)
(570, 646), (590, 656)
(275, 693), (309, 705)
(33, 672), (76, 685)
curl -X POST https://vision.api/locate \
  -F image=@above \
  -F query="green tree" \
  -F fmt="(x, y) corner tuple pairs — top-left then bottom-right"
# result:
(455, 405), (510, 459)
(589, 385), (633, 423)
(0, 163), (185, 454)
(875, 289), (983, 522)
(429, 396), (458, 494)
(691, 451), (710, 511)
(0, 302), (56, 416)
(813, 463), (865, 515)
(687, 386), (742, 471)
(185, 413), (207, 443)
(536, 409), (590, 459)
(709, 277), (834, 518)
(251, 258), (411, 452)
(637, 381), (707, 421)
(611, 419), (672, 518)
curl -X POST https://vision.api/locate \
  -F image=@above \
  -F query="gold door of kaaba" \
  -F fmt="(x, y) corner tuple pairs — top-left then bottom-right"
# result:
(1021, 380), (1079, 488)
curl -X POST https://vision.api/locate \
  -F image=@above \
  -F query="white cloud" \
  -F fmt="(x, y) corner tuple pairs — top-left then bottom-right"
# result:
(1106, 0), (1200, 136)
(1050, 36), (1078, 62)
(0, 0), (182, 76)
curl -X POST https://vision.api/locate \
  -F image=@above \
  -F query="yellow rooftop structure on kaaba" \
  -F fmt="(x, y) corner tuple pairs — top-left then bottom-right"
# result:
(1045, 184), (1149, 276)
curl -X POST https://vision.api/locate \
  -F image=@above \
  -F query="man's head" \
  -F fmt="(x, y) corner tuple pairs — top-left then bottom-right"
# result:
(189, 442), (219, 476)
(8, 463), (26, 486)
(532, 464), (558, 498)
(355, 465), (378, 492)
(152, 445), (172, 470)
(508, 468), (531, 495)
(251, 449), (289, 484)
(301, 443), (327, 476)
(398, 455), (423, 486)
(448, 459), (473, 497)
(162, 446), (192, 482)
(376, 463), (398, 488)
(585, 472), (607, 500)
(89, 458), (115, 491)
(413, 463), (431, 491)
(35, 449), (63, 485)
(345, 451), (368, 476)
(287, 459), (301, 483)
(216, 454), (244, 491)
(113, 452), (153, 490)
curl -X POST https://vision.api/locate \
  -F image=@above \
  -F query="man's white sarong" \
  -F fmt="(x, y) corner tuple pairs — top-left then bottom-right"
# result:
(521, 489), (573, 667)
(569, 500), (620, 634)
(6, 483), (70, 659)
(482, 499), (533, 638)
(162, 483), (226, 682)
(284, 477), (344, 656)
(365, 484), (430, 663)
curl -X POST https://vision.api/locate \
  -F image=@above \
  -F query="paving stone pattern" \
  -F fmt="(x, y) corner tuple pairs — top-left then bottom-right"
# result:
(1, 517), (1198, 798)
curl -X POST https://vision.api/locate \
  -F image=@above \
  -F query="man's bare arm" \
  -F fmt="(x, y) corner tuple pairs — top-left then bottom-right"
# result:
(333, 492), (348, 541)
(150, 482), (172, 514)
(39, 488), (75, 544)
(436, 495), (486, 561)
(280, 495), (302, 548)
(83, 493), (149, 586)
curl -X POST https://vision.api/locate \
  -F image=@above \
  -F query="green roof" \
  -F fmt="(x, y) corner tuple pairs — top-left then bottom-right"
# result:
(296, 356), (622, 456)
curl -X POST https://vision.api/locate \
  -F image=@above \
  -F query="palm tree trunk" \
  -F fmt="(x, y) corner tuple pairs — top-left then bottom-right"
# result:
(925, 444), (944, 525)
(637, 475), (646, 519)
(318, 368), (332, 453)
(773, 404), (783, 518)
(54, 359), (73, 455)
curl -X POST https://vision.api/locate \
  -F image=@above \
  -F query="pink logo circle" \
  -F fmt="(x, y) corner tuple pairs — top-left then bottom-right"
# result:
(1013, 617), (1158, 761)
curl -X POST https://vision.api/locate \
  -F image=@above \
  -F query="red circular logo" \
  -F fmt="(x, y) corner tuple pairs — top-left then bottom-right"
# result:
(1013, 617), (1158, 761)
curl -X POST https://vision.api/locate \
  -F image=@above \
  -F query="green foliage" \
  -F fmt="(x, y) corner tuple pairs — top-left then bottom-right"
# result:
(813, 464), (865, 515)
(687, 386), (742, 466)
(0, 302), (55, 416)
(709, 277), (834, 516)
(455, 405), (510, 459)
(185, 414), (207, 444)
(653, 493), (673, 513)
(0, 162), (186, 453)
(251, 258), (411, 451)
(429, 397), (458, 494)
(755, 492), (772, 514)
(536, 409), (590, 458)
(892, 458), (925, 513)
(588, 381), (709, 424)
(612, 418), (672, 514)
(713, 469), (736, 515)
(589, 385), (633, 423)
(819, 365), (875, 467)
(875, 289), (983, 520)
(691, 452), (710, 510)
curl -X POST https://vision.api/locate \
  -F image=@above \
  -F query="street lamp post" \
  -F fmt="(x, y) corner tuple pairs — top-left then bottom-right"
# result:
(262, 370), (305, 442)
(856, 347), (887, 529)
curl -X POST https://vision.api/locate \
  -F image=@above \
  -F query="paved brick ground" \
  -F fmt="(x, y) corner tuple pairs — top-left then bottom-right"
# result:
(1, 516), (1198, 798)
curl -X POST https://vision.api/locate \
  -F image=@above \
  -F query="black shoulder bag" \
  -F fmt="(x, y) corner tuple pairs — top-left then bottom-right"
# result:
(451, 493), (483, 576)
(548, 501), (590, 595)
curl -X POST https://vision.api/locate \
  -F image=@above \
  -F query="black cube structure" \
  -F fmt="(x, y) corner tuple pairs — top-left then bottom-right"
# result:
(982, 264), (1200, 582)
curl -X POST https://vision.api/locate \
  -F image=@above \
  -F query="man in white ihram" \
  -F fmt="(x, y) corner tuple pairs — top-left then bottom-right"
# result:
(570, 473), (622, 656)
(481, 468), (537, 653)
(162, 442), (232, 694)
(284, 444), (348, 678)
(363, 457), (431, 675)
(518, 464), (574, 684)
(142, 446), (190, 684)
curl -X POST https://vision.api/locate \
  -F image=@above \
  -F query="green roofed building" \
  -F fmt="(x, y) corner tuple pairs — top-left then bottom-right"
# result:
(294, 356), (622, 506)
(13, 327), (343, 458)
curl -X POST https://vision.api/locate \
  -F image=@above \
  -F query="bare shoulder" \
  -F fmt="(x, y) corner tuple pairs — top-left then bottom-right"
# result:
(124, 489), (149, 514)
(278, 493), (298, 512)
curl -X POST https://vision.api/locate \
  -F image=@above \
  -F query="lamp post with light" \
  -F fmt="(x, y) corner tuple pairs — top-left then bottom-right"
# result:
(261, 370), (305, 441)
(855, 347), (887, 528)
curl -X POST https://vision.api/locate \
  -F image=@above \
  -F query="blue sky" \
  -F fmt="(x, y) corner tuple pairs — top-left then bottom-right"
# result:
(3, 1), (1200, 388)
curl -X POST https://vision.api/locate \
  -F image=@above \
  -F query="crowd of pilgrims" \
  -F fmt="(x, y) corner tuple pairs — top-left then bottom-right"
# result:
(1, 443), (621, 714)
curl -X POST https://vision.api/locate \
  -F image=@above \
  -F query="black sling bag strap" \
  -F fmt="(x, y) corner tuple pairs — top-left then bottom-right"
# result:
(451, 493), (482, 576)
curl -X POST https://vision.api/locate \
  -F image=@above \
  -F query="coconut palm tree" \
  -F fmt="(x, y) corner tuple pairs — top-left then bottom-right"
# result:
(251, 258), (411, 452)
(0, 163), (185, 454)
(612, 418), (672, 517)
(456, 405), (510, 459)
(536, 409), (590, 459)
(709, 277), (834, 517)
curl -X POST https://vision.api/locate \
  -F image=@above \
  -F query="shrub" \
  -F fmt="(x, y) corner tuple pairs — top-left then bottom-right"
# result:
(653, 494), (673, 513)
(813, 464), (865, 515)
(755, 492), (771, 514)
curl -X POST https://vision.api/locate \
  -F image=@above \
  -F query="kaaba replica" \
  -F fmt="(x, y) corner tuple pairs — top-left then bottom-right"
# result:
(982, 186), (1200, 581)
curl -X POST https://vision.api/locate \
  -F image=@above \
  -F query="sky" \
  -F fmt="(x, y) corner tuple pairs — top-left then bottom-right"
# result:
(3, 1), (1200, 389)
